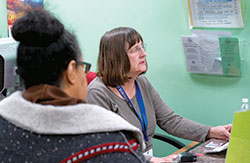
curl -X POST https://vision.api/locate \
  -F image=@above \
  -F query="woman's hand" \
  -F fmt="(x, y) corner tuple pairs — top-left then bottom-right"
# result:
(150, 155), (177, 163)
(207, 124), (232, 141)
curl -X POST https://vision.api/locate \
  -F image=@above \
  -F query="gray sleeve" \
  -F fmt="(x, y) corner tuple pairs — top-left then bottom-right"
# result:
(147, 79), (211, 142)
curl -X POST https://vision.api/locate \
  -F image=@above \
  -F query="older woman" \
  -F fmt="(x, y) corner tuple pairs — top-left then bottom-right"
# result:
(0, 11), (148, 163)
(87, 27), (232, 162)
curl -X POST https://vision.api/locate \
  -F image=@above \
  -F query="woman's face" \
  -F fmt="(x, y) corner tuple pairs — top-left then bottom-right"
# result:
(127, 41), (147, 78)
(75, 58), (88, 100)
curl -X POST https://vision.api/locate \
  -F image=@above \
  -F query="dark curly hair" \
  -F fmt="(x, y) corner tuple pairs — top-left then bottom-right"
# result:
(11, 9), (81, 89)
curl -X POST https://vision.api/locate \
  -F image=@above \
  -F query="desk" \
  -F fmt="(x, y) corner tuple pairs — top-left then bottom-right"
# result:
(172, 139), (227, 162)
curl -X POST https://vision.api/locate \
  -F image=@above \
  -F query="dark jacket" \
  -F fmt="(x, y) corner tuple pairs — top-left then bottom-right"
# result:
(0, 85), (147, 162)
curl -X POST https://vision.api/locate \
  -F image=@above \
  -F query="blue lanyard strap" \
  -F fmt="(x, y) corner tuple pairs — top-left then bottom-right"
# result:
(116, 81), (149, 141)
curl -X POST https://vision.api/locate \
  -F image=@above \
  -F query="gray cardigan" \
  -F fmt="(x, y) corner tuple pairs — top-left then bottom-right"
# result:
(87, 75), (211, 152)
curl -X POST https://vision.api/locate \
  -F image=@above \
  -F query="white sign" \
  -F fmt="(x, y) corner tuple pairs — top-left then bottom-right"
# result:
(188, 0), (244, 28)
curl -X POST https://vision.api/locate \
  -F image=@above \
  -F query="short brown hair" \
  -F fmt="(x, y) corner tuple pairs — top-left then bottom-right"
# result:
(97, 27), (143, 87)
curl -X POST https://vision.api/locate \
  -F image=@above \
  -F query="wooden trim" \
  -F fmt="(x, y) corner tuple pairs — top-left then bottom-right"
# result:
(170, 141), (200, 155)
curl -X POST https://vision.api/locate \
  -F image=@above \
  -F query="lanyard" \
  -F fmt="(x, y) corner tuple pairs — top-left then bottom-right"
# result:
(116, 81), (148, 141)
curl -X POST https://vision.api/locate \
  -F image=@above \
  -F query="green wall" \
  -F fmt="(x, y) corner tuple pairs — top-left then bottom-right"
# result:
(1, 0), (250, 157)
(0, 1), (7, 38)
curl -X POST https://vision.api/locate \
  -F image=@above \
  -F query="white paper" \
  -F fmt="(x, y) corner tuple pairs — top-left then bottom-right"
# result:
(182, 36), (204, 73)
(188, 0), (244, 28)
(192, 30), (232, 59)
(181, 30), (233, 75)
(182, 36), (219, 73)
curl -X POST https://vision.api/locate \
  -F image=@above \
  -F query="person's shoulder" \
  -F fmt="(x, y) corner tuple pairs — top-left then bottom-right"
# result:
(87, 77), (112, 98)
(0, 91), (23, 107)
(88, 77), (107, 90)
(136, 75), (151, 85)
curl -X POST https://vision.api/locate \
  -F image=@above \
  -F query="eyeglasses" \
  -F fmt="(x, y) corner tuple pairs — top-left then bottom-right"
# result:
(78, 61), (91, 74)
(127, 43), (147, 55)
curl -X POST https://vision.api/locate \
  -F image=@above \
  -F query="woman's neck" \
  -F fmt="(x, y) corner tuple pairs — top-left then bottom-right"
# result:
(109, 78), (136, 99)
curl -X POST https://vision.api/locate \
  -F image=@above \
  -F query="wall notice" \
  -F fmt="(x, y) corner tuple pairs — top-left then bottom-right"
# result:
(188, 0), (244, 28)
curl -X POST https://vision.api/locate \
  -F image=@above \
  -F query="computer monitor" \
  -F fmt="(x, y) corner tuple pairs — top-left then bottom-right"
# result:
(0, 38), (21, 101)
